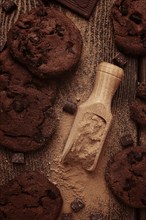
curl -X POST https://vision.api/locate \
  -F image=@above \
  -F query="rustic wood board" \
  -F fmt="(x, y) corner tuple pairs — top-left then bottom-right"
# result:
(0, 0), (142, 219)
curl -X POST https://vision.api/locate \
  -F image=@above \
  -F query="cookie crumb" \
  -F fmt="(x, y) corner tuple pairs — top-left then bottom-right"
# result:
(71, 198), (85, 213)
(2, 1), (17, 14)
(11, 153), (25, 164)
(63, 101), (77, 115)
(120, 134), (134, 147)
(112, 52), (127, 68)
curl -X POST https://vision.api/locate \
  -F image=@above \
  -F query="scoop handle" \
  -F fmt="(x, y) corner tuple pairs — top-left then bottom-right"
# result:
(89, 62), (124, 109)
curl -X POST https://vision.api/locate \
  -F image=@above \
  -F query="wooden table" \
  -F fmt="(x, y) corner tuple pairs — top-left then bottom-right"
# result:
(0, 0), (146, 219)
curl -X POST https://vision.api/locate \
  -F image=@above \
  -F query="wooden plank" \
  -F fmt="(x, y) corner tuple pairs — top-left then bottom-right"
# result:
(0, 0), (138, 219)
(138, 57), (146, 220)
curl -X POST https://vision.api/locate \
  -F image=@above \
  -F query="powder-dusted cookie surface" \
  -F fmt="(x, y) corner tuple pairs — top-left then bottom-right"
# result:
(8, 7), (82, 78)
(0, 171), (63, 220)
(111, 0), (146, 56)
(0, 86), (56, 152)
(0, 48), (57, 101)
(105, 146), (146, 208)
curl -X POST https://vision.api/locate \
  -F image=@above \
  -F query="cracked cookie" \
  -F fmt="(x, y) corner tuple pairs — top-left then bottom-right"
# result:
(0, 48), (57, 100)
(0, 171), (63, 220)
(0, 86), (56, 152)
(111, 0), (146, 56)
(105, 146), (146, 208)
(8, 7), (82, 78)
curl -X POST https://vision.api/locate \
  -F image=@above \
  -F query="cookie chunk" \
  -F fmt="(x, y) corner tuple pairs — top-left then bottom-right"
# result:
(112, 0), (146, 56)
(0, 48), (57, 102)
(0, 171), (63, 220)
(8, 7), (82, 78)
(0, 86), (56, 152)
(130, 99), (146, 125)
(105, 146), (146, 208)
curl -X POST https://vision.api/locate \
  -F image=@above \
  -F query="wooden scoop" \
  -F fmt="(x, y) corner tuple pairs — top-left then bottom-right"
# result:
(61, 62), (124, 171)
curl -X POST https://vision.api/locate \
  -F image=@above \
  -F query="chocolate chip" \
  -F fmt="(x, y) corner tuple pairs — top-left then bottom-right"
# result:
(130, 12), (142, 24)
(37, 8), (48, 16)
(47, 190), (57, 200)
(71, 198), (85, 213)
(119, 4), (128, 16)
(34, 133), (46, 144)
(2, 1), (17, 14)
(90, 212), (107, 220)
(134, 152), (143, 162)
(61, 213), (73, 220)
(127, 152), (136, 164)
(120, 134), (134, 148)
(63, 101), (77, 115)
(123, 178), (135, 191)
(112, 53), (127, 68)
(0, 37), (6, 52)
(11, 153), (25, 164)
(13, 100), (25, 113)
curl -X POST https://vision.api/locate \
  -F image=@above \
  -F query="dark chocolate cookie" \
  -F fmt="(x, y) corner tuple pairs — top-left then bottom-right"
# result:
(8, 7), (82, 78)
(0, 171), (63, 220)
(0, 48), (57, 101)
(130, 99), (146, 125)
(112, 0), (146, 56)
(105, 146), (146, 208)
(0, 86), (56, 152)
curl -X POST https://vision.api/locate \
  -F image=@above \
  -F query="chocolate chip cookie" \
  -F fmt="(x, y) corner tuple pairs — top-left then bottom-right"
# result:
(105, 146), (146, 208)
(0, 171), (63, 220)
(8, 7), (82, 78)
(0, 86), (56, 152)
(0, 48), (57, 102)
(112, 0), (146, 56)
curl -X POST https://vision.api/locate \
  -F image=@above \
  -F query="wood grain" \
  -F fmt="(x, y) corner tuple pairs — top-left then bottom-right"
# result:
(0, 0), (139, 219)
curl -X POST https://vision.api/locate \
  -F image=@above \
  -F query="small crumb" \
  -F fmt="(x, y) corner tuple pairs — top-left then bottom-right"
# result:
(2, 1), (17, 14)
(90, 212), (108, 220)
(112, 52), (127, 68)
(61, 213), (73, 220)
(120, 134), (134, 147)
(63, 101), (77, 115)
(0, 36), (6, 52)
(11, 153), (25, 164)
(71, 198), (85, 213)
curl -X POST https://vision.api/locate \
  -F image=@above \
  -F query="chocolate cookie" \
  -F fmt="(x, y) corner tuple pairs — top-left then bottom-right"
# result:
(0, 48), (57, 101)
(0, 171), (63, 220)
(130, 99), (146, 125)
(0, 86), (56, 152)
(105, 146), (146, 208)
(8, 7), (82, 78)
(112, 0), (146, 56)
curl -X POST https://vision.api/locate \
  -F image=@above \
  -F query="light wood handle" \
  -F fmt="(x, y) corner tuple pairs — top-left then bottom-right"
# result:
(88, 62), (124, 109)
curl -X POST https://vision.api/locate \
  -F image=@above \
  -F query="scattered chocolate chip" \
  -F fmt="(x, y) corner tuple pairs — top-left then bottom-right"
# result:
(0, 36), (6, 52)
(47, 190), (57, 200)
(11, 153), (25, 164)
(61, 213), (73, 220)
(90, 212), (107, 220)
(120, 134), (134, 148)
(119, 4), (128, 16)
(112, 52), (127, 68)
(13, 100), (25, 113)
(63, 101), (77, 115)
(2, 1), (17, 14)
(130, 12), (142, 24)
(71, 198), (85, 213)
(123, 178), (135, 191)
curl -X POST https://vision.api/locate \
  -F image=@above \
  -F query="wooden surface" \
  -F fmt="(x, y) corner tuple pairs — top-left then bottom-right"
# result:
(0, 0), (145, 219)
